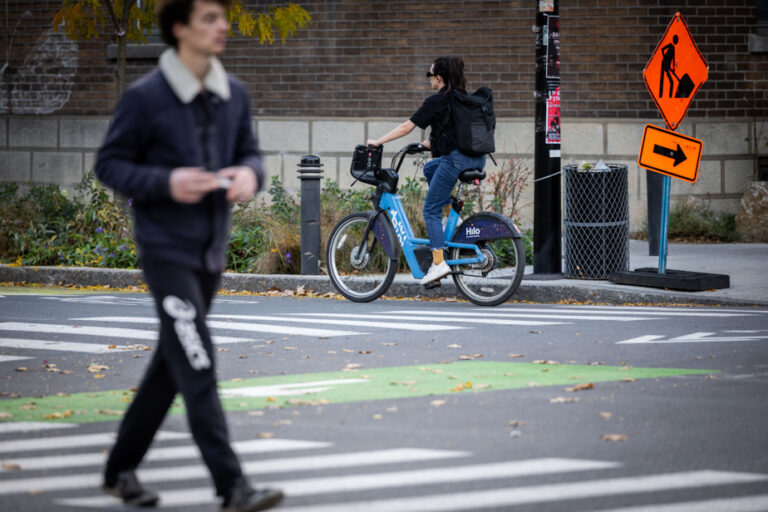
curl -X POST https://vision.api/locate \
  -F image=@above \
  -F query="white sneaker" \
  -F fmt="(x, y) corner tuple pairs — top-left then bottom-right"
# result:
(419, 261), (451, 285)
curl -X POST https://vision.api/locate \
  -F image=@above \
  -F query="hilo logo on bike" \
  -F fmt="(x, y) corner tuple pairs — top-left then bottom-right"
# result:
(388, 209), (408, 246)
(465, 226), (481, 238)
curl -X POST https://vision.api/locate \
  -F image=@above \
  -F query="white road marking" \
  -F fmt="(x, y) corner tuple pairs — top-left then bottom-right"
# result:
(493, 306), (759, 317)
(617, 332), (768, 344)
(0, 422), (77, 434)
(0, 448), (467, 495)
(0, 322), (250, 344)
(577, 494), (768, 512)
(71, 317), (364, 338)
(57, 468), (767, 510)
(0, 438), (330, 472)
(290, 312), (563, 326)
(0, 338), (143, 354)
(207, 314), (464, 331)
(0, 355), (32, 363)
(395, 309), (657, 322)
(0, 431), (187, 454)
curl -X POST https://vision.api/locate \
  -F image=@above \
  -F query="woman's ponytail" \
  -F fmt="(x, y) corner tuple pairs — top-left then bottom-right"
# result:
(433, 56), (466, 95)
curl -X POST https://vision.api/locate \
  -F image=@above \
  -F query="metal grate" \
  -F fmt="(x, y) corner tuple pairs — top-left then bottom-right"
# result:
(564, 164), (629, 279)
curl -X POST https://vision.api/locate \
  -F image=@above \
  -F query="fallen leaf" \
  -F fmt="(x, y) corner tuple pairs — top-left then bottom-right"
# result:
(108, 345), (116, 349)
(447, 344), (462, 349)
(372, 414), (382, 420)
(566, 383), (594, 392)
(20, 404), (36, 411)
(96, 409), (123, 416)
(600, 412), (613, 420)
(528, 330), (542, 334)
(601, 434), (628, 442)
(532, 360), (559, 365)
(459, 354), (483, 360)
(43, 410), (73, 419)
(238, 355), (248, 359)
(257, 432), (274, 439)
(509, 353), (524, 358)
(342, 349), (354, 353)
(14, 367), (26, 372)
(59, 370), (74, 375)
(93, 374), (106, 379)
(247, 411), (264, 416)
(2, 463), (21, 471)
(273, 420), (292, 427)
(230, 378), (244, 382)
(381, 342), (397, 346)
(621, 378), (636, 383)
(283, 347), (298, 351)
(430, 400), (446, 407)
(86, 364), (109, 373)
(358, 350), (372, 354)
(266, 397), (277, 402)
(0, 412), (12, 419)
(508, 420), (525, 427)
(549, 397), (580, 404)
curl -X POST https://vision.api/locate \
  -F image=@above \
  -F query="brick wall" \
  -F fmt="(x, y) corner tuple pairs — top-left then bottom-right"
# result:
(2, 1), (766, 118)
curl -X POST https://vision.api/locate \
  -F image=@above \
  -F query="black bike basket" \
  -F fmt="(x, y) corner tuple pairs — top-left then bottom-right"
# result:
(350, 145), (383, 186)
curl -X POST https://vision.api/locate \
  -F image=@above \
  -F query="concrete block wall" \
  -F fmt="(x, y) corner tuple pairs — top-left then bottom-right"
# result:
(0, 116), (762, 233)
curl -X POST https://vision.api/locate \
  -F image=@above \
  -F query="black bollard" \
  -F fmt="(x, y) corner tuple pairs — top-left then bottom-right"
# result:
(298, 155), (324, 275)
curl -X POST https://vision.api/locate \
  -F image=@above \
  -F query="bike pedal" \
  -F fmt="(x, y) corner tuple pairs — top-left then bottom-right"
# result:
(423, 280), (442, 290)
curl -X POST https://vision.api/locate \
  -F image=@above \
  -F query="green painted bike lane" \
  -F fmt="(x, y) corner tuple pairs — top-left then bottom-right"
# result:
(0, 361), (714, 424)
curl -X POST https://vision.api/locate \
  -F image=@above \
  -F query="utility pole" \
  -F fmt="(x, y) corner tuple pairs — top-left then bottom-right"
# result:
(533, 0), (561, 274)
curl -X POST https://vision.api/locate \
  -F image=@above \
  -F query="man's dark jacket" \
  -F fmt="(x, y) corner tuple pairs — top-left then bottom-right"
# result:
(95, 65), (263, 273)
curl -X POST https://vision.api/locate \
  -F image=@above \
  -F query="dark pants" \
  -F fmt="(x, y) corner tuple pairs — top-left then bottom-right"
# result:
(104, 259), (243, 496)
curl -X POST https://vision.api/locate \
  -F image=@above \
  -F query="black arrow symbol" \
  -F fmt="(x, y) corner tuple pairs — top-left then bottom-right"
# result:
(653, 143), (687, 167)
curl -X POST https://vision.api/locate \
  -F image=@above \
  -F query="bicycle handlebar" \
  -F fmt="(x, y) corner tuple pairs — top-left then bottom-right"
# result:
(387, 142), (430, 172)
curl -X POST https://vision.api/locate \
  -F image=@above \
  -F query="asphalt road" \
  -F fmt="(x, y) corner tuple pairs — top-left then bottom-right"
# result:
(1, 289), (767, 512)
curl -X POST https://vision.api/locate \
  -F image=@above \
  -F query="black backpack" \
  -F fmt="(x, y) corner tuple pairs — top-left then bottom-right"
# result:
(449, 87), (496, 157)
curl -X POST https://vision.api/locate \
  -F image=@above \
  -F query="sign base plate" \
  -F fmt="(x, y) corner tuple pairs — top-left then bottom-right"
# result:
(610, 268), (730, 291)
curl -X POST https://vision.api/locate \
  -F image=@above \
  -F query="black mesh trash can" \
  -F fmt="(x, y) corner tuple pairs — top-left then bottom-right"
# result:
(564, 163), (629, 279)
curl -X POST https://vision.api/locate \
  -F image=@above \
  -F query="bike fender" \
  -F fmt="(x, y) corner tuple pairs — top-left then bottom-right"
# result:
(451, 212), (522, 243)
(371, 211), (401, 260)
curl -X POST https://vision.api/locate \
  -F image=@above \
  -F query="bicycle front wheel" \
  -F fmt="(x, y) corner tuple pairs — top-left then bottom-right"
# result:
(326, 212), (398, 302)
(450, 237), (525, 306)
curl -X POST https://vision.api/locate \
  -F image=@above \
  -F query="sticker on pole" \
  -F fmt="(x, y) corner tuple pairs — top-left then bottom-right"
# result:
(642, 12), (708, 130)
(638, 124), (702, 183)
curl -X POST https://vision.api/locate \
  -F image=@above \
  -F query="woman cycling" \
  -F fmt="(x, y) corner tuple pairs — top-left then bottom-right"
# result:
(367, 56), (486, 285)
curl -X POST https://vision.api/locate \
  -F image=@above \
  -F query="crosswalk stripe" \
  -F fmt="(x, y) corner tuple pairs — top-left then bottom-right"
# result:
(0, 322), (249, 344)
(56, 457), (618, 508)
(578, 494), (768, 512)
(71, 317), (365, 338)
(493, 306), (757, 317)
(541, 305), (767, 315)
(56, 468), (767, 509)
(0, 337), (142, 354)
(0, 448), (467, 495)
(207, 314), (464, 331)
(0, 431), (187, 454)
(0, 355), (32, 363)
(0, 422), (77, 434)
(394, 310), (658, 322)
(0, 438), (329, 472)
(289, 313), (564, 326)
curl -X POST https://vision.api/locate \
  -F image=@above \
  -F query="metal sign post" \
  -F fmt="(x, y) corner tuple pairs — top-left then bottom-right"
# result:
(533, 0), (562, 274)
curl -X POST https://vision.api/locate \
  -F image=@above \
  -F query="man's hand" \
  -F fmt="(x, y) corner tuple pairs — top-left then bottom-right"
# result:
(217, 166), (257, 202)
(169, 167), (219, 203)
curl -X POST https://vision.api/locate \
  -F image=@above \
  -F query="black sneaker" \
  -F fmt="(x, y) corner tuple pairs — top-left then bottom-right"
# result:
(102, 470), (159, 507)
(221, 479), (283, 512)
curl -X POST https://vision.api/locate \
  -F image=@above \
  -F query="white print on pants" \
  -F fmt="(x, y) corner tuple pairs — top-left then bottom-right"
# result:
(162, 295), (211, 371)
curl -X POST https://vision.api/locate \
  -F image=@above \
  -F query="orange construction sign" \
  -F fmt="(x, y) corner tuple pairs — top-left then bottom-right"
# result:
(638, 124), (702, 183)
(643, 13), (708, 130)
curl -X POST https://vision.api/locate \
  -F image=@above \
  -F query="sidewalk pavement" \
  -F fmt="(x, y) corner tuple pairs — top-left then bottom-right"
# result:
(1, 240), (766, 307)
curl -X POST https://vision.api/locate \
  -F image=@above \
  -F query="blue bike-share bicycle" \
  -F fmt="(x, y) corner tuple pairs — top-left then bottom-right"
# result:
(326, 143), (525, 306)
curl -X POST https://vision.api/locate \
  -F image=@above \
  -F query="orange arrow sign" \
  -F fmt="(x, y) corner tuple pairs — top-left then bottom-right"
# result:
(643, 13), (708, 130)
(638, 124), (703, 183)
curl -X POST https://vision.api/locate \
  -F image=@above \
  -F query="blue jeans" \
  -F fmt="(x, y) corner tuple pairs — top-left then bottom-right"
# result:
(422, 149), (486, 250)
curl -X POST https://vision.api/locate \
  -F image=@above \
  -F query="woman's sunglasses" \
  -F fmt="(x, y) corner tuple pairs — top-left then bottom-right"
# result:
(426, 72), (436, 78)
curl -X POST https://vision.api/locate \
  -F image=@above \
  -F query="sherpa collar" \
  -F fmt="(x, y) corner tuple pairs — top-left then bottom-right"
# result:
(158, 48), (230, 104)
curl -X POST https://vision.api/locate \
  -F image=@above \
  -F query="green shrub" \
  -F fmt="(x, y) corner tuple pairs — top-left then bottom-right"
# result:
(668, 199), (737, 242)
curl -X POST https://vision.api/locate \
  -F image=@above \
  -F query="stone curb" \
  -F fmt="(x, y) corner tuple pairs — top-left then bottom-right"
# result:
(1, 265), (764, 307)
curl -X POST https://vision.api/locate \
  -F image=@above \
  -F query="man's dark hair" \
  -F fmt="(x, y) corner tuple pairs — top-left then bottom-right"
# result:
(433, 56), (466, 95)
(156, 0), (232, 49)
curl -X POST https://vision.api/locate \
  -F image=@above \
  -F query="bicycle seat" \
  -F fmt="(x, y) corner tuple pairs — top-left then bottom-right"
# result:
(459, 168), (486, 183)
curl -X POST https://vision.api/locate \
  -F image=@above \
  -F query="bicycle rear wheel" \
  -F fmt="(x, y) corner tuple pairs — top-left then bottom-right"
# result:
(326, 212), (398, 302)
(450, 237), (525, 306)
